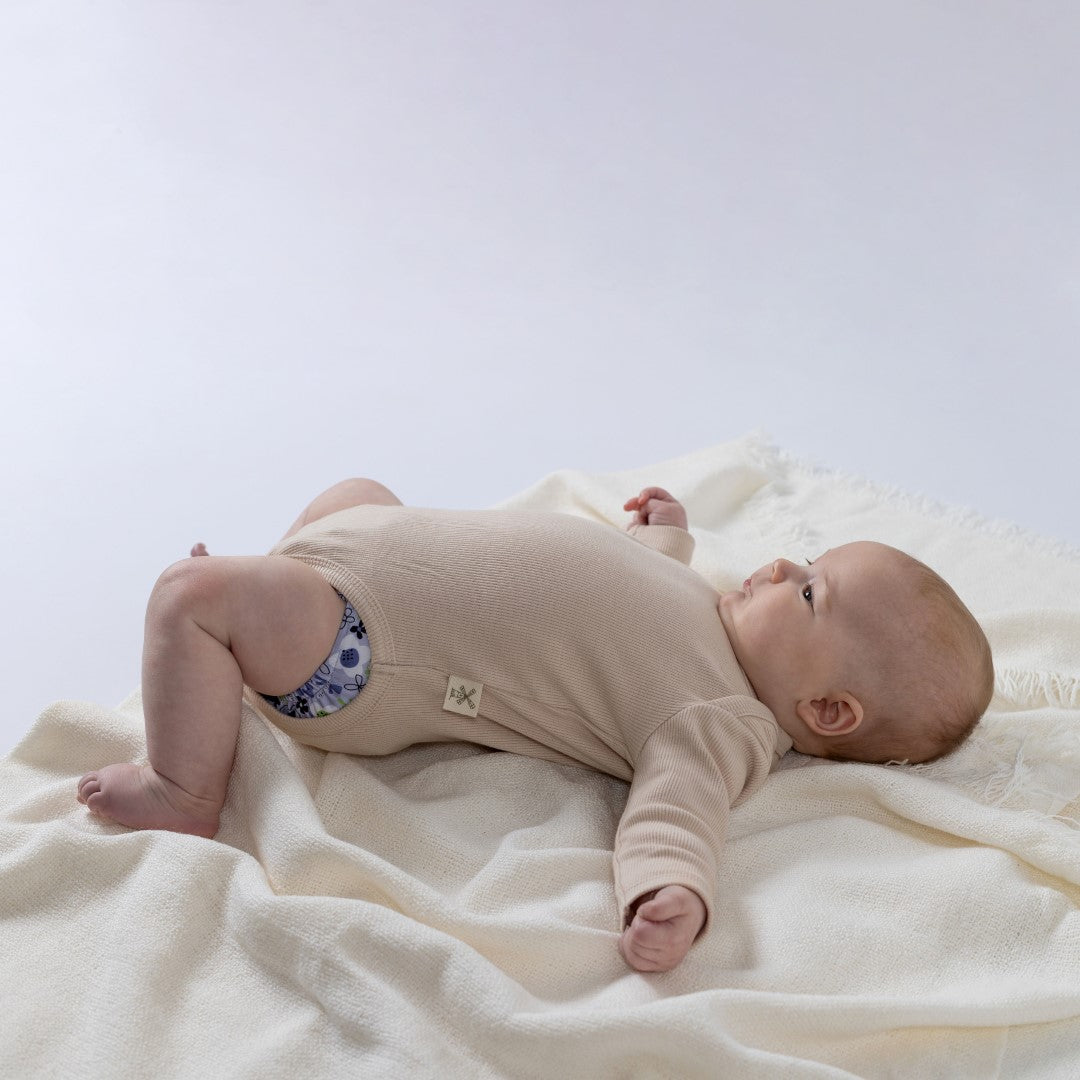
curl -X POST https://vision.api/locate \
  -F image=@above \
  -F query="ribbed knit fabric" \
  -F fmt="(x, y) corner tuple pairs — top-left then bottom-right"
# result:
(248, 505), (791, 928)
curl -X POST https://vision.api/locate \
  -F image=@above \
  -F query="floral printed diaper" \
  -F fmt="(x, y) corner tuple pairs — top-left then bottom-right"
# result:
(261, 592), (371, 719)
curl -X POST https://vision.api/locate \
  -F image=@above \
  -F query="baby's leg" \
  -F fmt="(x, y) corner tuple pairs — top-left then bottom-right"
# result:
(280, 477), (402, 541)
(190, 479), (402, 558)
(77, 555), (345, 836)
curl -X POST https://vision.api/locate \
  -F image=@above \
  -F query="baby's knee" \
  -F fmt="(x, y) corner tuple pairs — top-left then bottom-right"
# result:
(148, 557), (230, 621)
(327, 477), (401, 506)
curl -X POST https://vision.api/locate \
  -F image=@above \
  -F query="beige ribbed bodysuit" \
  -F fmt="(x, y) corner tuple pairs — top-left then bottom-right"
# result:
(246, 505), (792, 929)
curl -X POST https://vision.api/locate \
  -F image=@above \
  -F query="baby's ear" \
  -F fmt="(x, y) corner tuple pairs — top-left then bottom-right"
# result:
(796, 694), (863, 737)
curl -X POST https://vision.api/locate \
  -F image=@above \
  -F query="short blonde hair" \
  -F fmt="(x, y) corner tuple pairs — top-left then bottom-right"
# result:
(821, 553), (994, 765)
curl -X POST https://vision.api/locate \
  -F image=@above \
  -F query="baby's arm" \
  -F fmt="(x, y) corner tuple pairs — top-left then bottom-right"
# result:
(620, 885), (707, 972)
(613, 704), (771, 972)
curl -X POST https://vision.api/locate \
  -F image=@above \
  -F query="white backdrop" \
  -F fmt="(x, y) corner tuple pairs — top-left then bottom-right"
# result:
(3, 1), (1078, 756)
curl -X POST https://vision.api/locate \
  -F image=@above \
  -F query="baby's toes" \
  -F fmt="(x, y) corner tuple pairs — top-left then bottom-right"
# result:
(76, 772), (101, 805)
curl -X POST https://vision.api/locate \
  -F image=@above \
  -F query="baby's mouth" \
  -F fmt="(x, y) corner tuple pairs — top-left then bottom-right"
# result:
(743, 578), (752, 596)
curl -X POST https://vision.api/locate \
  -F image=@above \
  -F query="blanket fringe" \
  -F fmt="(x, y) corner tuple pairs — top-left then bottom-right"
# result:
(746, 433), (1080, 564)
(909, 717), (1080, 821)
(994, 668), (1080, 711)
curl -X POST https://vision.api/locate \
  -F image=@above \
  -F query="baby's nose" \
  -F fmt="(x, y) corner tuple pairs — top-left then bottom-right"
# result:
(770, 558), (796, 583)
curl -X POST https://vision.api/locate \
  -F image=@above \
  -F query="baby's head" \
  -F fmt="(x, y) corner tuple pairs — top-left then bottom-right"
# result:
(717, 541), (993, 764)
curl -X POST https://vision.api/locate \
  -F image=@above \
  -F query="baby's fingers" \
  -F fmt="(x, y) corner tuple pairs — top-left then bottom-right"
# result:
(624, 487), (688, 530)
(637, 892), (686, 923)
(625, 486), (673, 508)
(623, 491), (655, 526)
(620, 919), (689, 972)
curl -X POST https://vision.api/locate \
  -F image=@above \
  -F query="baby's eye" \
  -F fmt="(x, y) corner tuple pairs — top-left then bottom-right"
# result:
(802, 583), (814, 608)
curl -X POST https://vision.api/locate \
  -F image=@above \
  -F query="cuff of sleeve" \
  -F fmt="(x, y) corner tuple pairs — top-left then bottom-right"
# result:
(626, 524), (696, 565)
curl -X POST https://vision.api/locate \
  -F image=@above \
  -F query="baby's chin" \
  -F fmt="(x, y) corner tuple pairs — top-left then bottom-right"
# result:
(714, 589), (742, 623)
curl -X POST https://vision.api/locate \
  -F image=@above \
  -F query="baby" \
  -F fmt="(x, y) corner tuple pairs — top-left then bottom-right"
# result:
(77, 479), (994, 972)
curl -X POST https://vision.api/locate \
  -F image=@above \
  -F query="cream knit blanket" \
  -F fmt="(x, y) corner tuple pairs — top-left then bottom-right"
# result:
(3, 435), (1078, 1078)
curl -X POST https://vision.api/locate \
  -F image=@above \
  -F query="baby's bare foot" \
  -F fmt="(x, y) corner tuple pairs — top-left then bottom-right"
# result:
(190, 542), (209, 557)
(77, 764), (220, 838)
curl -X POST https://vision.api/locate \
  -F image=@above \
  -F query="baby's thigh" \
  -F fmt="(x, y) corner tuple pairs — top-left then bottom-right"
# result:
(166, 554), (346, 695)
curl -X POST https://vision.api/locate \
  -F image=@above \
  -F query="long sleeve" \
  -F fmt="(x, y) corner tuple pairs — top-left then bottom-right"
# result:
(625, 523), (695, 565)
(611, 701), (777, 932)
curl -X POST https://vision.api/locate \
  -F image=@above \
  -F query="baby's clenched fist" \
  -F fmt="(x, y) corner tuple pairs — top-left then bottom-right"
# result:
(619, 885), (706, 972)
(623, 487), (688, 531)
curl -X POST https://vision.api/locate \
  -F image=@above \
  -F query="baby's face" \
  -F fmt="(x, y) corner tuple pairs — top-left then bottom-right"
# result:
(717, 542), (910, 747)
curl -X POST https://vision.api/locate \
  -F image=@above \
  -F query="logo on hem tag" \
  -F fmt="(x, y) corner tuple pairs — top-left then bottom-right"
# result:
(443, 676), (483, 718)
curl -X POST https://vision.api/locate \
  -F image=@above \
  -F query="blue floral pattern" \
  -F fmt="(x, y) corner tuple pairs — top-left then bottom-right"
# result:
(261, 592), (371, 719)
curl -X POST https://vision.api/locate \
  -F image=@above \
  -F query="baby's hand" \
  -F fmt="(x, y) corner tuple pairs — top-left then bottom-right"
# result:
(623, 486), (688, 531)
(619, 885), (706, 972)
